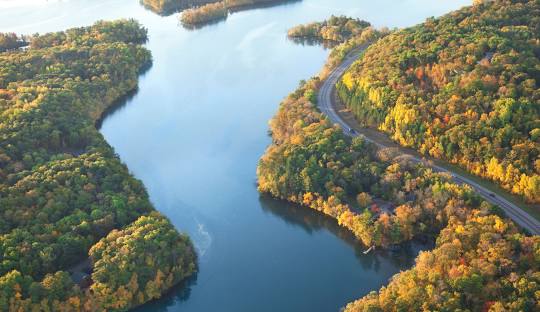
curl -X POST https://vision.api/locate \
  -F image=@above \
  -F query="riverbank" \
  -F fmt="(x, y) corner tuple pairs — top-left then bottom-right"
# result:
(0, 20), (196, 311)
(180, 0), (300, 28)
(0, 1), (478, 310)
(140, 0), (213, 15)
(257, 21), (487, 248)
(259, 9), (539, 310)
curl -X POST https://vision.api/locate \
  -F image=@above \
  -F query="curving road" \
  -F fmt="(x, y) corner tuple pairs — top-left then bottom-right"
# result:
(317, 47), (540, 235)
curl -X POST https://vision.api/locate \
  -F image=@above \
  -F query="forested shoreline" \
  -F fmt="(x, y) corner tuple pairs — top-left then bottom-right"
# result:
(180, 0), (299, 27)
(337, 0), (540, 204)
(140, 0), (213, 15)
(141, 0), (298, 22)
(1, 1), (538, 311)
(287, 16), (371, 44)
(0, 20), (196, 311)
(258, 5), (539, 310)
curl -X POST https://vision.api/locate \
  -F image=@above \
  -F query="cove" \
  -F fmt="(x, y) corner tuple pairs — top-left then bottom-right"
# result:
(0, 0), (470, 311)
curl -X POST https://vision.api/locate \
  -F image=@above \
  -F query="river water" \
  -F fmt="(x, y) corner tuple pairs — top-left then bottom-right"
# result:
(0, 0), (470, 311)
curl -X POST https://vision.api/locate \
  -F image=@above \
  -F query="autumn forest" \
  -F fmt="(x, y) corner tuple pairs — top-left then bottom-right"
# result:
(0, 0), (538, 311)
(0, 20), (196, 311)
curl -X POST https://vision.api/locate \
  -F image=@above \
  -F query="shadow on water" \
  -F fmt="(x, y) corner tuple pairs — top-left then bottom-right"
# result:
(95, 88), (139, 129)
(287, 37), (338, 49)
(258, 194), (428, 271)
(228, 0), (302, 14)
(141, 0), (302, 18)
(138, 0), (196, 16)
(181, 0), (303, 30)
(181, 16), (228, 31)
(95, 62), (152, 129)
(132, 273), (198, 312)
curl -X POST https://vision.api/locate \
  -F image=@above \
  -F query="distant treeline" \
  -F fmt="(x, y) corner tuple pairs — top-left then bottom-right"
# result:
(180, 1), (227, 25)
(0, 33), (27, 52)
(0, 20), (196, 311)
(288, 15), (371, 43)
(141, 0), (297, 18)
(180, 0), (300, 27)
(140, 0), (214, 15)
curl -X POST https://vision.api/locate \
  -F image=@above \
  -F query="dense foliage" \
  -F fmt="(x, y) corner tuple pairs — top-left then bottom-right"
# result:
(142, 0), (290, 17)
(0, 20), (195, 311)
(88, 213), (196, 310)
(260, 11), (540, 310)
(0, 153), (153, 278)
(0, 33), (26, 52)
(345, 212), (539, 311)
(257, 77), (488, 248)
(180, 2), (227, 25)
(140, 0), (211, 15)
(287, 16), (371, 43)
(336, 0), (540, 203)
(180, 0), (295, 26)
(286, 17), (387, 80)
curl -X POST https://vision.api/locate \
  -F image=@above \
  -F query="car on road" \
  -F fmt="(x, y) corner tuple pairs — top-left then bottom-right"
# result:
(489, 193), (496, 198)
(348, 127), (356, 134)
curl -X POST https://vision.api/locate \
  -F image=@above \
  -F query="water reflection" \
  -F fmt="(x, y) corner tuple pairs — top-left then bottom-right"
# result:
(96, 88), (139, 129)
(96, 63), (152, 129)
(181, 0), (304, 30)
(181, 17), (228, 31)
(259, 194), (425, 271)
(132, 274), (198, 312)
(288, 37), (338, 49)
(140, 0), (303, 20)
(0, 0), (470, 310)
(228, 0), (303, 14)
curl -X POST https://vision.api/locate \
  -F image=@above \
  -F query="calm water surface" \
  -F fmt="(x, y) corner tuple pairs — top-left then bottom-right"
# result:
(0, 1), (470, 310)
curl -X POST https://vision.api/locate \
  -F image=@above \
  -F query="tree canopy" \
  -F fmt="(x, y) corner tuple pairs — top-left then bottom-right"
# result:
(345, 212), (539, 311)
(263, 10), (540, 310)
(140, 0), (193, 15)
(287, 15), (371, 43)
(257, 76), (487, 248)
(336, 0), (540, 203)
(0, 33), (26, 52)
(0, 19), (196, 311)
(179, 0), (297, 27)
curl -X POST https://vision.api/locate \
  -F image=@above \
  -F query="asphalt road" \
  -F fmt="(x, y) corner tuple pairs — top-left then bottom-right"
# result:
(317, 48), (540, 235)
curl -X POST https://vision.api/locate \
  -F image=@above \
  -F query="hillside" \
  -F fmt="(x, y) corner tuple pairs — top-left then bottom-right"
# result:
(336, 0), (540, 203)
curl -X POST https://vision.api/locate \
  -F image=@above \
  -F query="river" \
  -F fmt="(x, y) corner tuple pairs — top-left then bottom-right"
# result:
(0, 0), (470, 311)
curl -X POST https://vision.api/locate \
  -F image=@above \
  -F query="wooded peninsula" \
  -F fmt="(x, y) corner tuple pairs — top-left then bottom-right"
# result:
(0, 20), (196, 311)
(140, 0), (210, 15)
(258, 1), (539, 310)
(180, 0), (299, 27)
(140, 0), (297, 24)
